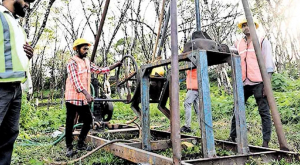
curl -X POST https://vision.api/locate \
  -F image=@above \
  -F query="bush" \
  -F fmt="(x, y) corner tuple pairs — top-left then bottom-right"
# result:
(275, 91), (300, 124)
(20, 94), (36, 130)
(272, 73), (288, 92)
(20, 95), (65, 133)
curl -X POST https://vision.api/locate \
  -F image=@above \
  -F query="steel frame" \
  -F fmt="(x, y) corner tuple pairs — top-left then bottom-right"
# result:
(132, 49), (245, 157)
(114, 49), (298, 164)
(77, 0), (297, 163)
(83, 127), (299, 165)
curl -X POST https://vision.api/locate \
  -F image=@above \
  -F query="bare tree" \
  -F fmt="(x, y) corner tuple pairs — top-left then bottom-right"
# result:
(254, 0), (300, 75)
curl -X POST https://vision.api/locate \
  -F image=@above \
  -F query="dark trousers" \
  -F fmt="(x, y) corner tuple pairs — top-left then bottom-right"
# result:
(65, 102), (92, 149)
(230, 83), (272, 142)
(0, 83), (22, 165)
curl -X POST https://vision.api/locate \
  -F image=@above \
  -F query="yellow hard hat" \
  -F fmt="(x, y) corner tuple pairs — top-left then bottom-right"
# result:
(150, 66), (165, 77)
(73, 38), (91, 50)
(237, 17), (259, 29)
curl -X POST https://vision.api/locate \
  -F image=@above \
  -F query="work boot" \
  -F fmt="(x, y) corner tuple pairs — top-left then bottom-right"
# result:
(262, 140), (269, 148)
(66, 147), (77, 157)
(180, 126), (192, 133)
(77, 142), (93, 151)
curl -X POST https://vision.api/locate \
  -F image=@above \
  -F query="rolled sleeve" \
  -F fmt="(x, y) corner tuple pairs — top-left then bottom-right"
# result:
(261, 39), (275, 73)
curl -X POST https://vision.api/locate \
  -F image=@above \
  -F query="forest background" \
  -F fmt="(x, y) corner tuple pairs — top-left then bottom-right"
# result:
(10, 0), (300, 164)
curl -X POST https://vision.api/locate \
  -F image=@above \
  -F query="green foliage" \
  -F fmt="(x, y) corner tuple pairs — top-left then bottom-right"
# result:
(272, 72), (300, 92)
(275, 91), (300, 124)
(272, 73), (288, 92)
(19, 95), (36, 132)
(29, 159), (43, 165)
(19, 96), (65, 134)
(270, 158), (300, 165)
(14, 73), (300, 164)
(210, 84), (234, 120)
(208, 68), (219, 82)
(283, 63), (300, 80)
(157, 148), (173, 158)
(180, 80), (186, 90)
(270, 73), (300, 124)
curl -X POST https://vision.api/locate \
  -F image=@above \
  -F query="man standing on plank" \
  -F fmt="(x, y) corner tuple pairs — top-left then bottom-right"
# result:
(65, 38), (121, 157)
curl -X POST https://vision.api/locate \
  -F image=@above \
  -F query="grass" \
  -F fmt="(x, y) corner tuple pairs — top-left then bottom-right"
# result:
(12, 82), (300, 164)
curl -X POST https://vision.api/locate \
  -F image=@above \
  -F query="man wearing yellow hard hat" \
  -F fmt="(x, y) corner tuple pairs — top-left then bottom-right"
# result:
(64, 38), (121, 157)
(230, 17), (275, 148)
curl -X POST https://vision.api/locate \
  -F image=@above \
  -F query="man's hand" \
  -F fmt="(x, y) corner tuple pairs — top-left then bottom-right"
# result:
(263, 87), (267, 97)
(82, 89), (94, 103)
(23, 42), (34, 59)
(85, 93), (94, 103)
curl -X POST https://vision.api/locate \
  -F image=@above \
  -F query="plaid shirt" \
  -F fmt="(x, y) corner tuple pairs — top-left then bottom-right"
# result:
(66, 59), (110, 106)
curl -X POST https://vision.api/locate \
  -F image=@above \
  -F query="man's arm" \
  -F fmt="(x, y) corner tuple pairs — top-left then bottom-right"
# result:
(261, 38), (275, 77)
(90, 62), (110, 74)
(108, 61), (122, 70)
(261, 38), (274, 96)
(90, 61), (122, 74)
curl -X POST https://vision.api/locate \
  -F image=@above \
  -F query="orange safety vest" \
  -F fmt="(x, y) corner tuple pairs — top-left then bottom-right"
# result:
(235, 37), (265, 83)
(186, 69), (198, 90)
(65, 56), (91, 104)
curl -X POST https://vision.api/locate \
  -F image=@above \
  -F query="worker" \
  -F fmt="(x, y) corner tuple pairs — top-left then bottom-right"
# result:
(180, 68), (199, 133)
(230, 17), (274, 148)
(64, 38), (121, 157)
(0, 0), (35, 164)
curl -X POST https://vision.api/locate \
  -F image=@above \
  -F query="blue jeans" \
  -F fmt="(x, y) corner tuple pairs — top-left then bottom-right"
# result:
(0, 83), (22, 165)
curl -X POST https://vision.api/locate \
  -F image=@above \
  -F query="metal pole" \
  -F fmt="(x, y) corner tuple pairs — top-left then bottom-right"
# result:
(151, 0), (166, 62)
(195, 0), (201, 31)
(91, 0), (110, 62)
(241, 0), (290, 151)
(157, 4), (171, 57)
(170, 0), (181, 164)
